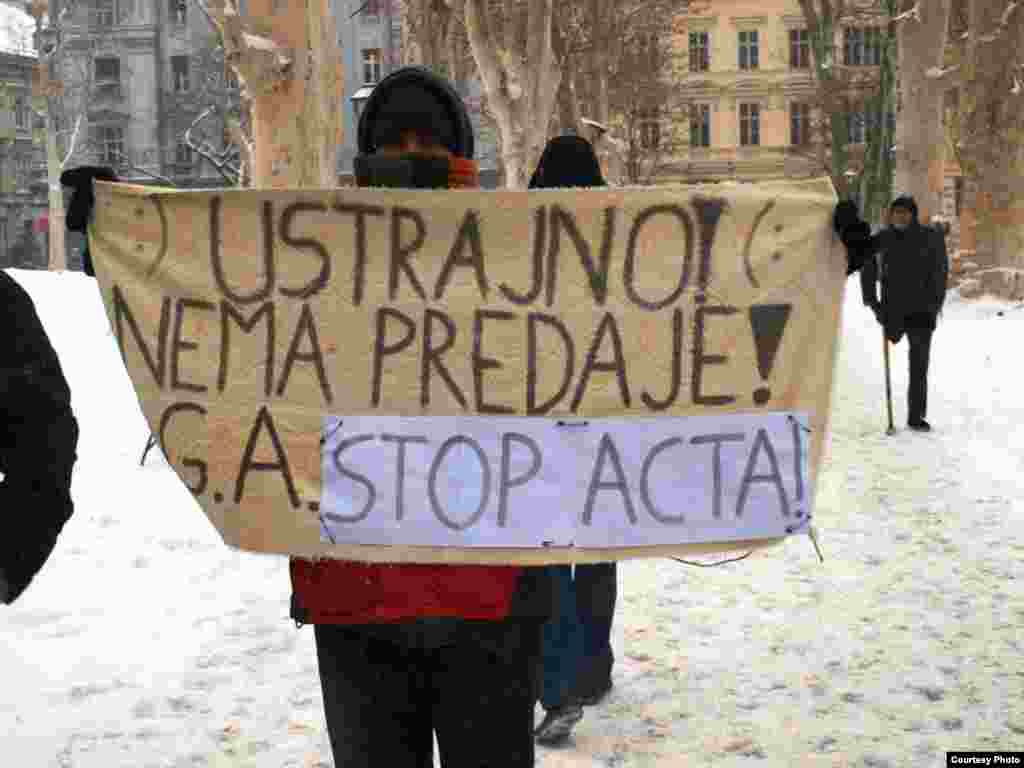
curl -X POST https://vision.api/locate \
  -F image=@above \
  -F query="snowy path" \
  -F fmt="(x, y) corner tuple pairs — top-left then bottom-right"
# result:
(2, 270), (1022, 768)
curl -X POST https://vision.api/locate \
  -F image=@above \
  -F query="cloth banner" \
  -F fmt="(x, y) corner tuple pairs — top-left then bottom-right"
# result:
(90, 178), (841, 564)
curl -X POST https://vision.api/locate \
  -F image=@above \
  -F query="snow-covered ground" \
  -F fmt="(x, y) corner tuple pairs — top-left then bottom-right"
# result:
(2, 268), (1022, 768)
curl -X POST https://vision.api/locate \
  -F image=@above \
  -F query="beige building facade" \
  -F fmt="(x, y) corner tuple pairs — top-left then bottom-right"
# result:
(663, 0), (898, 187)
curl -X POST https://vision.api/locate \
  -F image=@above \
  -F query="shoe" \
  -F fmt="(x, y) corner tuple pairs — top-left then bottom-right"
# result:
(908, 420), (932, 432)
(577, 679), (613, 707)
(534, 703), (584, 745)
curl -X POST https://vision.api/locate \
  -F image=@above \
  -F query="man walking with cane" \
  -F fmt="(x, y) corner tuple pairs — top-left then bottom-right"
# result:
(835, 195), (949, 433)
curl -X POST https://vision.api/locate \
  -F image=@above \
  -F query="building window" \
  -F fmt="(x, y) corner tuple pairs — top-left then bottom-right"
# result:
(847, 110), (867, 143)
(638, 110), (661, 150)
(14, 95), (28, 129)
(172, 56), (191, 93)
(175, 140), (193, 166)
(689, 104), (711, 148)
(790, 102), (811, 146)
(94, 57), (122, 98)
(844, 27), (883, 66)
(95, 0), (116, 27)
(15, 156), (30, 188)
(848, 108), (895, 144)
(738, 30), (759, 70)
(362, 48), (382, 83)
(93, 125), (124, 166)
(954, 177), (964, 218)
(689, 32), (710, 73)
(739, 103), (760, 146)
(170, 0), (187, 24)
(789, 29), (810, 69)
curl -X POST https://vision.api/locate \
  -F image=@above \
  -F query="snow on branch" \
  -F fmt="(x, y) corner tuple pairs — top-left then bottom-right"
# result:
(1002, 1), (1019, 27)
(203, 0), (293, 96)
(892, 2), (920, 23)
(185, 105), (241, 185)
(925, 65), (960, 79)
(977, 1), (1020, 44)
(60, 113), (84, 168)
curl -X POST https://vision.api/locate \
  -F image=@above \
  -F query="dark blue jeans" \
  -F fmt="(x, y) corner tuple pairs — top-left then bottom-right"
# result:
(539, 563), (617, 710)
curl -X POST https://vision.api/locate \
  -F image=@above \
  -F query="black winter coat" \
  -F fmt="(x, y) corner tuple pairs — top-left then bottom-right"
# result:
(0, 271), (79, 604)
(859, 223), (949, 339)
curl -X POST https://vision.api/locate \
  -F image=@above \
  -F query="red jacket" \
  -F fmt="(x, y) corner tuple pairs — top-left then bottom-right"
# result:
(289, 559), (527, 624)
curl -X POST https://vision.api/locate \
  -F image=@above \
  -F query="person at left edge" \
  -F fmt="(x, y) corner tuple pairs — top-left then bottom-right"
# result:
(0, 271), (80, 604)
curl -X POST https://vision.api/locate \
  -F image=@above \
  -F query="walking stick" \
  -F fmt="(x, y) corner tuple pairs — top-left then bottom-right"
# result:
(883, 330), (896, 435)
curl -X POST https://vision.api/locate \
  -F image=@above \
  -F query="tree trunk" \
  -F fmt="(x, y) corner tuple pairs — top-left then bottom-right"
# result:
(893, 0), (952, 223)
(44, 105), (65, 271)
(401, 0), (455, 75)
(799, 0), (851, 198)
(465, 0), (562, 189)
(858, 1), (898, 227)
(30, 1), (66, 271)
(961, 0), (1024, 268)
(207, 0), (342, 189)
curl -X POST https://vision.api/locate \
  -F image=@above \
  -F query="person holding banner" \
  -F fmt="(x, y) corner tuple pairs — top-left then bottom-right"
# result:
(61, 166), (119, 277)
(288, 67), (555, 768)
(0, 270), (79, 605)
(834, 195), (949, 432)
(528, 135), (618, 746)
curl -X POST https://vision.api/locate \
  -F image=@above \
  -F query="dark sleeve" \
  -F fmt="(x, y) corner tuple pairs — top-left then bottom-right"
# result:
(933, 228), (949, 314)
(860, 249), (879, 307)
(0, 272), (79, 604)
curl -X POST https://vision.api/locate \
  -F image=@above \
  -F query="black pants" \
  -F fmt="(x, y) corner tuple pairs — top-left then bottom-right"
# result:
(906, 325), (934, 424)
(314, 621), (540, 768)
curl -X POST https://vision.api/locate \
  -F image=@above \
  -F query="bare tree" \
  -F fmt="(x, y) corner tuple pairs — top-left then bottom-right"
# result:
(949, 0), (1024, 269)
(464, 0), (561, 189)
(399, 0), (467, 80)
(796, 0), (893, 200)
(553, 0), (687, 186)
(893, 0), (954, 224)
(202, 0), (343, 189)
(612, 22), (679, 185)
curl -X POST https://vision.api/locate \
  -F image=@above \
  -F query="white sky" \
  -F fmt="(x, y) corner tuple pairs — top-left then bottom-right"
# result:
(0, 3), (35, 57)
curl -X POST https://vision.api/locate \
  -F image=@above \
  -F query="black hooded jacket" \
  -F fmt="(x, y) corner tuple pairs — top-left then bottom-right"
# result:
(529, 135), (606, 190)
(61, 166), (118, 277)
(857, 195), (949, 334)
(290, 67), (556, 651)
(0, 271), (79, 603)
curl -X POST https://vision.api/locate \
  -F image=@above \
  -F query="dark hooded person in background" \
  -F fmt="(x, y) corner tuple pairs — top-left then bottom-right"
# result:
(0, 270), (79, 605)
(61, 166), (119, 277)
(528, 135), (618, 746)
(288, 67), (554, 768)
(834, 194), (949, 432)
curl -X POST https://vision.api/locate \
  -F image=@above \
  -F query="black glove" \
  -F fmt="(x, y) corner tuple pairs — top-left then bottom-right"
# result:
(60, 166), (118, 277)
(833, 201), (874, 275)
(833, 200), (861, 238)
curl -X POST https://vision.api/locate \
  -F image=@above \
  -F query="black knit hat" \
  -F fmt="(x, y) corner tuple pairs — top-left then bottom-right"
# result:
(890, 194), (919, 221)
(357, 66), (474, 159)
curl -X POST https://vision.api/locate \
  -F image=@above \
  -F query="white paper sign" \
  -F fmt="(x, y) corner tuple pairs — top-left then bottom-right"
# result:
(319, 412), (812, 549)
